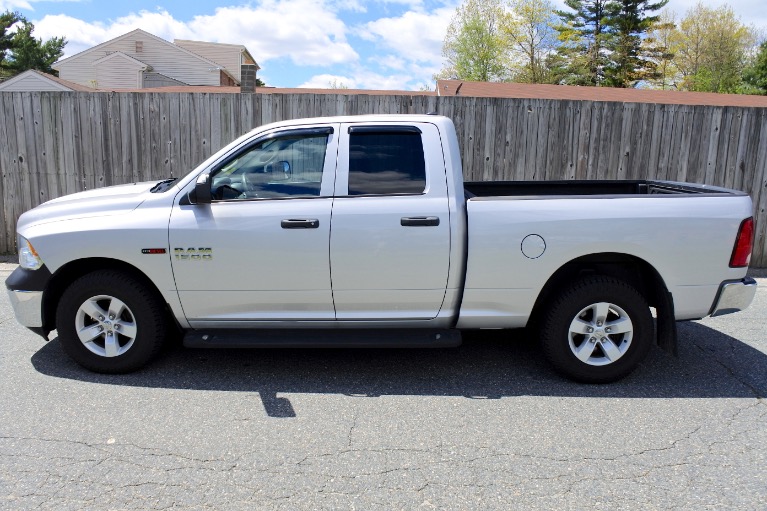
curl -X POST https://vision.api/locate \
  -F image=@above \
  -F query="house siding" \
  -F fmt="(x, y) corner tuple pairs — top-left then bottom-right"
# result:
(174, 40), (242, 82)
(95, 57), (144, 89)
(0, 73), (70, 92)
(55, 31), (221, 88)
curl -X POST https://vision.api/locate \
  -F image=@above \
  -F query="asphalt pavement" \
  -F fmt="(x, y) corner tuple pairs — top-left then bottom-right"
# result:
(1, 263), (765, 510)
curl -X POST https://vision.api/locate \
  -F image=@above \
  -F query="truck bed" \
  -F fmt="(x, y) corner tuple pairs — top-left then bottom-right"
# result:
(458, 179), (753, 329)
(464, 180), (746, 199)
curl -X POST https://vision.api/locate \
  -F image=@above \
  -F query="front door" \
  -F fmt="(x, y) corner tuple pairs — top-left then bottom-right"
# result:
(169, 126), (339, 327)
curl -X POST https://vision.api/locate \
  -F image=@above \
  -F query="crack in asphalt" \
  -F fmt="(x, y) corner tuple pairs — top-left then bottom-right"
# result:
(2, 322), (765, 510)
(690, 337), (765, 399)
(347, 409), (359, 449)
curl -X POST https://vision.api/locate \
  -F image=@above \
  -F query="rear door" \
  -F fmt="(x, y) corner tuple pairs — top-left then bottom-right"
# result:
(330, 122), (451, 320)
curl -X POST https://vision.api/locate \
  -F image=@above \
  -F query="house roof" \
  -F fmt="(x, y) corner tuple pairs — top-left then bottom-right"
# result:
(436, 79), (767, 108)
(0, 69), (93, 91)
(93, 51), (150, 70)
(174, 39), (260, 71)
(54, 29), (231, 72)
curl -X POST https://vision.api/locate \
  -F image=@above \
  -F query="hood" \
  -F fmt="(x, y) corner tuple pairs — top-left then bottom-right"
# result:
(18, 181), (163, 230)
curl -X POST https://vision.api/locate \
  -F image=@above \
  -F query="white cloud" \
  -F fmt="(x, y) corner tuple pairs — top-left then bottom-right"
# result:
(298, 73), (357, 88)
(351, 4), (456, 88)
(328, 0), (367, 12)
(349, 68), (417, 89)
(299, 68), (418, 90)
(34, 11), (193, 58)
(358, 6), (455, 65)
(369, 54), (406, 71)
(375, 0), (424, 9)
(0, 0), (32, 10)
(34, 1), (359, 66)
(0, 0), (83, 10)
(187, 2), (358, 65)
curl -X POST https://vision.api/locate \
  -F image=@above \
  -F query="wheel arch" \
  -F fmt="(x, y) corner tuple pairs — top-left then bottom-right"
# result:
(529, 252), (677, 355)
(41, 258), (177, 336)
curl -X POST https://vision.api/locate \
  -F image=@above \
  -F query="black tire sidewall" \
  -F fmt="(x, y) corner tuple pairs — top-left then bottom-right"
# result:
(56, 270), (166, 373)
(541, 276), (653, 383)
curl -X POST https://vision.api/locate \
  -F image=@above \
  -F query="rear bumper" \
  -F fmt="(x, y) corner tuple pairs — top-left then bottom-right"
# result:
(709, 277), (757, 317)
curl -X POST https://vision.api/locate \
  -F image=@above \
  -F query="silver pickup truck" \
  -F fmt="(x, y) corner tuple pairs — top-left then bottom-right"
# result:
(5, 114), (757, 382)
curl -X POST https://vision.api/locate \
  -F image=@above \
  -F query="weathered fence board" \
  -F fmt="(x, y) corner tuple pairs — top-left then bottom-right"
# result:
(1, 91), (766, 265)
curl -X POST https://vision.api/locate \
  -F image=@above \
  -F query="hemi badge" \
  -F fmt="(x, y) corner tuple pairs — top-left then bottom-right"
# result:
(141, 248), (167, 254)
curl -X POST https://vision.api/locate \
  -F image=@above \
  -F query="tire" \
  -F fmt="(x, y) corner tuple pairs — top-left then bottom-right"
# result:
(56, 270), (168, 373)
(539, 275), (653, 383)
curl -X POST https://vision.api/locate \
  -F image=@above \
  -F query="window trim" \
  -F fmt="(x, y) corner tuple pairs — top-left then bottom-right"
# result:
(347, 125), (422, 135)
(333, 191), (426, 199)
(345, 127), (427, 197)
(208, 126), (335, 203)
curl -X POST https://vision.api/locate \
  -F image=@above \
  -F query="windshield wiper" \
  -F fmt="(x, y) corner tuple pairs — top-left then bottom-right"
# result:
(150, 178), (178, 193)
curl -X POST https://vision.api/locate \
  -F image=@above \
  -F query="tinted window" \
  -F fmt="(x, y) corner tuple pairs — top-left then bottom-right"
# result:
(210, 132), (329, 200)
(347, 131), (426, 195)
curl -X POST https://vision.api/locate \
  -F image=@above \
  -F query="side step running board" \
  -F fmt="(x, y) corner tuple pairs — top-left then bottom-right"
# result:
(183, 328), (462, 349)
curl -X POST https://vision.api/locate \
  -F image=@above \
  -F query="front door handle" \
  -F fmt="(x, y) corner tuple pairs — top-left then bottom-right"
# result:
(281, 219), (320, 229)
(401, 216), (440, 227)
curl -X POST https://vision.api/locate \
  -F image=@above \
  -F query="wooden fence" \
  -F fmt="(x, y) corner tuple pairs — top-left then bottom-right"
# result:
(1, 91), (766, 265)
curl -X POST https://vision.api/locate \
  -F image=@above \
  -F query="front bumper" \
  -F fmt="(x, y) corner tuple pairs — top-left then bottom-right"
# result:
(7, 289), (44, 327)
(709, 277), (758, 317)
(5, 265), (52, 335)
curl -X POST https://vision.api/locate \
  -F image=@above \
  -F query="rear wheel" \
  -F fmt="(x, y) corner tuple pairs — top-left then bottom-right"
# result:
(56, 270), (167, 373)
(540, 276), (653, 383)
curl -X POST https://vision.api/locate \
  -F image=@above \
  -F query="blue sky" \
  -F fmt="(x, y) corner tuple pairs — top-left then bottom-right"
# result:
(2, 0), (765, 90)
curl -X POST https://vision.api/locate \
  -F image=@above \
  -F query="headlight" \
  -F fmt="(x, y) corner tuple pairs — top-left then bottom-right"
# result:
(18, 236), (43, 270)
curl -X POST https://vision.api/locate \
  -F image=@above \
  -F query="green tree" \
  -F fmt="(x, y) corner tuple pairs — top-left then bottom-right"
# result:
(0, 10), (20, 75)
(742, 41), (767, 94)
(0, 12), (66, 77)
(436, 0), (511, 82)
(505, 0), (559, 83)
(554, 0), (615, 85)
(646, 9), (678, 89)
(328, 78), (349, 89)
(5, 19), (66, 75)
(603, 0), (669, 88)
(670, 3), (756, 93)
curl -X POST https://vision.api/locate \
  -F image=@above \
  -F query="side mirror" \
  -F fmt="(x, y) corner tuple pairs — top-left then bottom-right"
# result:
(279, 160), (290, 178)
(265, 161), (291, 181)
(193, 174), (211, 204)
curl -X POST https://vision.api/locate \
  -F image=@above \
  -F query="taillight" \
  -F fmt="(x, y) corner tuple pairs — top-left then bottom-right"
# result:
(730, 217), (754, 268)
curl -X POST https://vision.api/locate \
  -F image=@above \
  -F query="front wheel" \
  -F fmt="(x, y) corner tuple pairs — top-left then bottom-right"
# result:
(539, 276), (653, 383)
(56, 270), (168, 373)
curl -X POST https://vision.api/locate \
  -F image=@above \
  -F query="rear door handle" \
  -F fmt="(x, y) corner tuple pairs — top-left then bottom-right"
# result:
(281, 219), (320, 229)
(401, 216), (440, 227)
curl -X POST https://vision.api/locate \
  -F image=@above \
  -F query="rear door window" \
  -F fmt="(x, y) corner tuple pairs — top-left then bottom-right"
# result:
(347, 128), (426, 195)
